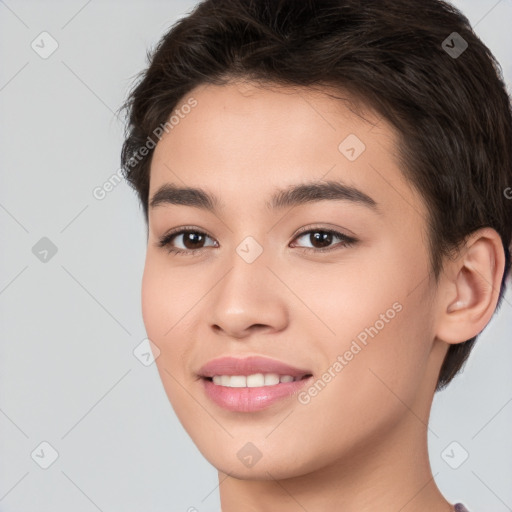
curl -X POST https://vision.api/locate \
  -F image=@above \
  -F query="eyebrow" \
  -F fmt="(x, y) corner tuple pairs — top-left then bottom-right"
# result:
(149, 180), (378, 213)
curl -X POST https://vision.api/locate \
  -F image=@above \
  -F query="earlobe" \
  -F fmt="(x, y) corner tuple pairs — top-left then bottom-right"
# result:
(436, 228), (505, 345)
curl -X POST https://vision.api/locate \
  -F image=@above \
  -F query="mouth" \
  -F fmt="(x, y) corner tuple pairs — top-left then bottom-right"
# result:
(197, 355), (314, 412)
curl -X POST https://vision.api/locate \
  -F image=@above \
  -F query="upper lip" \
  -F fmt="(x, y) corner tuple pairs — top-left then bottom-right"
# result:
(198, 356), (312, 378)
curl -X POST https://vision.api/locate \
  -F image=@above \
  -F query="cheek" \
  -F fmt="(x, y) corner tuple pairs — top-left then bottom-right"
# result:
(141, 257), (195, 411)
(299, 241), (434, 403)
(141, 253), (198, 341)
(141, 253), (207, 383)
(289, 302), (433, 470)
(329, 298), (432, 429)
(141, 257), (166, 341)
(141, 255), (186, 376)
(287, 252), (406, 344)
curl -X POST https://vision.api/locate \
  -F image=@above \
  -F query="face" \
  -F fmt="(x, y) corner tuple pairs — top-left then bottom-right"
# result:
(142, 81), (445, 479)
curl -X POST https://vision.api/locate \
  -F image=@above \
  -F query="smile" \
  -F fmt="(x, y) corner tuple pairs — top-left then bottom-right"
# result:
(197, 355), (313, 412)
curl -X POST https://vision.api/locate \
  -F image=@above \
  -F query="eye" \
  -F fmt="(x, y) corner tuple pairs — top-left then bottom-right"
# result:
(157, 227), (217, 256)
(156, 226), (357, 256)
(290, 227), (357, 253)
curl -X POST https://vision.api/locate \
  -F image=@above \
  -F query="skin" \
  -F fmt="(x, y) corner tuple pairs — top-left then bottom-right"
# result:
(141, 81), (505, 511)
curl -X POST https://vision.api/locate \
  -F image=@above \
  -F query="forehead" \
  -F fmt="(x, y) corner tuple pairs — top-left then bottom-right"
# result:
(148, 81), (427, 224)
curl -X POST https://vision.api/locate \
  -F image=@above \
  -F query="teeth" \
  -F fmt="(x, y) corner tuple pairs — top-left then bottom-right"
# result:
(264, 373), (279, 386)
(248, 373), (265, 387)
(210, 373), (300, 387)
(229, 375), (246, 388)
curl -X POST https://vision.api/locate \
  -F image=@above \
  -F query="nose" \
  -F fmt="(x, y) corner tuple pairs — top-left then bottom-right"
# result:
(207, 251), (289, 340)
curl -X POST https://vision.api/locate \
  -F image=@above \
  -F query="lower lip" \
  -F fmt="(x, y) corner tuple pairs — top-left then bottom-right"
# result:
(201, 376), (312, 412)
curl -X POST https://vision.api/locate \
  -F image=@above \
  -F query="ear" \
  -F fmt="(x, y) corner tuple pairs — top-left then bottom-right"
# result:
(435, 228), (506, 345)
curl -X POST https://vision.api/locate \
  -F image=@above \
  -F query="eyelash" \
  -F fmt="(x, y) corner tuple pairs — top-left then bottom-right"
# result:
(157, 225), (357, 257)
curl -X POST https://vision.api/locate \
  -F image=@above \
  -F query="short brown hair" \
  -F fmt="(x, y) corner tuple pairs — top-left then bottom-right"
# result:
(120, 0), (512, 391)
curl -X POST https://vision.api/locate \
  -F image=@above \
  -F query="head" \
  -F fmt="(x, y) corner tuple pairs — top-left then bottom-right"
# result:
(120, 0), (512, 479)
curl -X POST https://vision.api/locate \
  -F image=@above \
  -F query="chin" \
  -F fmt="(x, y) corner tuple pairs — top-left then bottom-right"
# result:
(194, 437), (330, 481)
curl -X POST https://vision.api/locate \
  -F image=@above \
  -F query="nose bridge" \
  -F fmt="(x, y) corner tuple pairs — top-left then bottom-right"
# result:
(207, 233), (289, 336)
(219, 233), (271, 302)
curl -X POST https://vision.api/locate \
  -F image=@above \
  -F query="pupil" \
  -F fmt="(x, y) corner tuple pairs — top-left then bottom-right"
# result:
(312, 231), (331, 248)
(185, 232), (204, 249)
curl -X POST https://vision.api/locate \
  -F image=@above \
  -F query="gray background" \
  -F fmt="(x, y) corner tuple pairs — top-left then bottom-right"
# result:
(0, 1), (511, 511)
